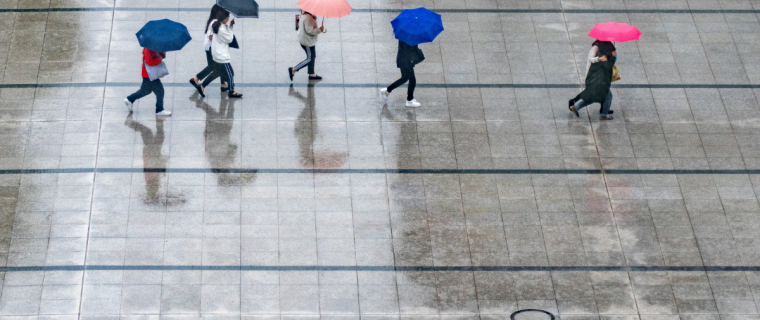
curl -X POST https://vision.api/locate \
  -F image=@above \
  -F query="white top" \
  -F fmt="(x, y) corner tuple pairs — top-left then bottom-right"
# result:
(203, 20), (215, 51)
(585, 45), (600, 77)
(211, 18), (234, 64)
(298, 14), (322, 47)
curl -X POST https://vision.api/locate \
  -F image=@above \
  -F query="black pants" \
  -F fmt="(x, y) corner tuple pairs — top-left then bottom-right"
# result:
(572, 93), (609, 113)
(295, 45), (316, 74)
(387, 67), (416, 101)
(216, 62), (235, 92)
(196, 50), (215, 80)
(128, 78), (164, 113)
(201, 53), (230, 89)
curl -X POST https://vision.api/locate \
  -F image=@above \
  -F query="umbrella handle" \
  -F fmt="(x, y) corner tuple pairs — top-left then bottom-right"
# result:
(321, 17), (327, 33)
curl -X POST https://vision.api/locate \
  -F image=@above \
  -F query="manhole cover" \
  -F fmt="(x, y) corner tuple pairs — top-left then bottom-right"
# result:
(510, 309), (555, 320)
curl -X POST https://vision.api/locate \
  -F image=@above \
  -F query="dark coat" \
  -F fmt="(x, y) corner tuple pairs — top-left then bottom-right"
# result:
(396, 41), (424, 69)
(580, 55), (614, 104)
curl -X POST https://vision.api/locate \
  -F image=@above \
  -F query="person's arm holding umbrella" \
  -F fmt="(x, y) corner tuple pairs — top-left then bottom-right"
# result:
(215, 19), (235, 44)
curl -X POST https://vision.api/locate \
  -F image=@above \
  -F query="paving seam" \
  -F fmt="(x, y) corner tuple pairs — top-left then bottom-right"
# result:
(1, 265), (758, 271)
(4, 83), (760, 88)
(3, 168), (760, 174)
(3, 7), (760, 13)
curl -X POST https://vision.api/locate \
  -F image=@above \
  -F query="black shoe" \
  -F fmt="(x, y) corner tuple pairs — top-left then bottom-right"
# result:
(569, 105), (579, 118)
(221, 86), (229, 92)
(600, 115), (614, 121)
(599, 107), (613, 114)
(288, 67), (294, 81)
(189, 79), (205, 97)
(228, 92), (243, 98)
(569, 99), (574, 109)
(308, 75), (322, 80)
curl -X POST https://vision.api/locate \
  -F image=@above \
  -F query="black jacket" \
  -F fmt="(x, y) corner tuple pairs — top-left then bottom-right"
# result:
(396, 41), (424, 69)
(580, 54), (614, 104)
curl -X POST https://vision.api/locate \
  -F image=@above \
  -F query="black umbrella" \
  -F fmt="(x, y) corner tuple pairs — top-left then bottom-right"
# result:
(217, 0), (259, 18)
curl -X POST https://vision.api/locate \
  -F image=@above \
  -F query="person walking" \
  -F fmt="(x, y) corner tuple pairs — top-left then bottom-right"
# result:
(124, 47), (172, 116)
(288, 11), (324, 81)
(569, 41), (616, 120)
(211, 10), (243, 98)
(189, 4), (229, 97)
(569, 40), (616, 115)
(379, 40), (424, 108)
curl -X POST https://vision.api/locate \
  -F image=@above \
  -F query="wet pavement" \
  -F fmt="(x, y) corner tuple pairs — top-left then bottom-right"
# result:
(3, 0), (760, 318)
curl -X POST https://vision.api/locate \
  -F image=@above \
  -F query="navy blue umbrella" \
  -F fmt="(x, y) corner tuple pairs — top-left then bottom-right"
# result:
(136, 19), (192, 52)
(391, 8), (444, 46)
(217, 0), (259, 18)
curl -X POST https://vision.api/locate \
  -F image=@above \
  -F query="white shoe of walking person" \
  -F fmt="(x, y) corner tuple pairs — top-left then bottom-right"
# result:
(156, 110), (172, 116)
(124, 98), (133, 112)
(379, 88), (389, 100)
(405, 99), (421, 108)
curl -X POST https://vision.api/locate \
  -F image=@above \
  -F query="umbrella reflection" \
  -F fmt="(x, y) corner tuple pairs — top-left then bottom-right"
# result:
(289, 83), (347, 168)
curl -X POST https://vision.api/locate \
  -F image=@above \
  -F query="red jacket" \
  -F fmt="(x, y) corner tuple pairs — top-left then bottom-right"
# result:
(141, 48), (165, 78)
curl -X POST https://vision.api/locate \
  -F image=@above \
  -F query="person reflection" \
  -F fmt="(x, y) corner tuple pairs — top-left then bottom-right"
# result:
(124, 115), (167, 204)
(289, 83), (315, 167)
(289, 84), (347, 168)
(194, 95), (255, 185)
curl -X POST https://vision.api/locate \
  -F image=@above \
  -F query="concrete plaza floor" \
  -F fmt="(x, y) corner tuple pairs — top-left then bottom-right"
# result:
(3, 0), (760, 318)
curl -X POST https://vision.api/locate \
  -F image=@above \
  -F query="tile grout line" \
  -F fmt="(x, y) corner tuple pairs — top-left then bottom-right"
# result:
(5, 82), (760, 88)
(4, 7), (760, 13)
(559, 2), (606, 315)
(690, 0), (745, 310)
(74, 3), (117, 319)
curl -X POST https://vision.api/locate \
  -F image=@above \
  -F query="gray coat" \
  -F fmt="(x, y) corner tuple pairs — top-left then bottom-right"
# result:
(298, 14), (322, 47)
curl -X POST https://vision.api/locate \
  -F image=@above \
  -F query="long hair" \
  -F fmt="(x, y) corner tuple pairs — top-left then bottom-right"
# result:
(593, 40), (616, 58)
(212, 10), (231, 34)
(205, 4), (225, 33)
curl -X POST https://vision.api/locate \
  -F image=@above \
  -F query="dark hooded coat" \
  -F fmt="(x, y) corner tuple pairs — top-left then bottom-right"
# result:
(396, 40), (425, 69)
(579, 41), (615, 104)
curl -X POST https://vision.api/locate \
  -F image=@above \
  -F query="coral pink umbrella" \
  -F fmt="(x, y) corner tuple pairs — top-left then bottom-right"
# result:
(588, 22), (641, 42)
(297, 0), (352, 18)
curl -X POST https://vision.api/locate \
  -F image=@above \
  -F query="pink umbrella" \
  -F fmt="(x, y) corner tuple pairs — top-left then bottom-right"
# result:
(588, 22), (641, 42)
(297, 0), (352, 18)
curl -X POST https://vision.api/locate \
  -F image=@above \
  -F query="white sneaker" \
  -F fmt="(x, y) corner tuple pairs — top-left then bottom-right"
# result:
(379, 88), (389, 100)
(124, 98), (133, 112)
(155, 110), (172, 116)
(405, 99), (421, 108)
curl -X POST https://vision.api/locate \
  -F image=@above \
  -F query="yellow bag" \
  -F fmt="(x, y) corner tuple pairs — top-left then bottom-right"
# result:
(612, 65), (621, 82)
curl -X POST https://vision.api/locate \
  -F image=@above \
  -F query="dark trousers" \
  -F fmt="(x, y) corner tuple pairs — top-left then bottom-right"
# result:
(572, 92), (610, 113)
(128, 77), (164, 113)
(196, 50), (215, 80)
(387, 67), (416, 101)
(201, 54), (230, 89)
(295, 45), (316, 74)
(216, 62), (235, 92)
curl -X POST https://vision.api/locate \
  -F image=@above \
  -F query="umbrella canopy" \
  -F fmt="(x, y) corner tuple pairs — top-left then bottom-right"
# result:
(588, 22), (641, 42)
(217, 0), (259, 18)
(297, 0), (352, 18)
(136, 19), (192, 52)
(391, 7), (444, 46)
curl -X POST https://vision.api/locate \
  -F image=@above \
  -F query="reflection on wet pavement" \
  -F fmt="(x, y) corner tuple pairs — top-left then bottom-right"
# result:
(3, 0), (760, 318)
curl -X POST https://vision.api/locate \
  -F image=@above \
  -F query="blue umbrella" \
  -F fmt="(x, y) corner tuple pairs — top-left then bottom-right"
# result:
(136, 19), (192, 52)
(391, 8), (444, 46)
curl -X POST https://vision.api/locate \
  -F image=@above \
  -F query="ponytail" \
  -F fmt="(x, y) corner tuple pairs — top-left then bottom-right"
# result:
(205, 4), (224, 33)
